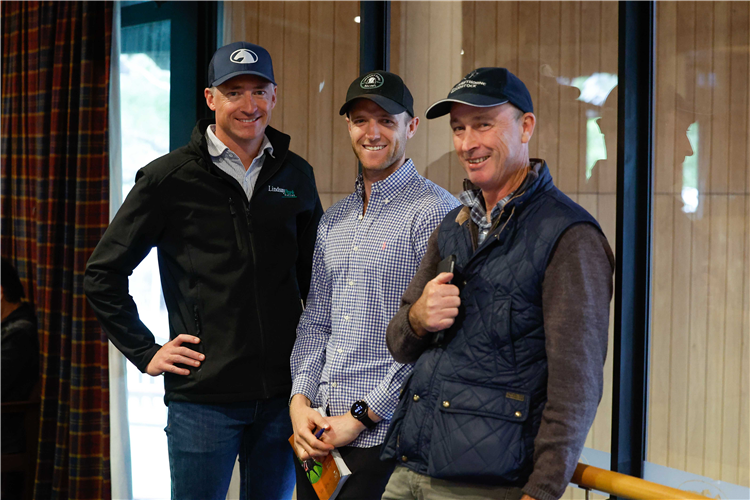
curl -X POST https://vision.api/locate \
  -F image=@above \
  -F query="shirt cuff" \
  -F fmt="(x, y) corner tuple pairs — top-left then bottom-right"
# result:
(289, 376), (319, 406)
(364, 385), (399, 421)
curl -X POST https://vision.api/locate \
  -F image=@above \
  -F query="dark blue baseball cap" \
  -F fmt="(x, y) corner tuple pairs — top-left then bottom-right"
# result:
(208, 41), (276, 87)
(425, 67), (533, 119)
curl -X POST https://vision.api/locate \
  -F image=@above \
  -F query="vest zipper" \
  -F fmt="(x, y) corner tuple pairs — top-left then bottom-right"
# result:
(495, 205), (516, 238)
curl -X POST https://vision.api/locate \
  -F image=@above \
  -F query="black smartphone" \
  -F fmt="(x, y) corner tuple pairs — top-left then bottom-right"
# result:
(436, 254), (456, 282)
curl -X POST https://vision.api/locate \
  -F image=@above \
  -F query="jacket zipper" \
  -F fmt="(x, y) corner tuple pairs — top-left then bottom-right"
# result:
(193, 304), (202, 336)
(229, 198), (243, 250)
(192, 305), (203, 370)
(244, 205), (269, 397)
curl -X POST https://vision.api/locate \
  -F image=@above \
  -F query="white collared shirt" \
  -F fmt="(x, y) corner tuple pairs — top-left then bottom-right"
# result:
(205, 124), (274, 201)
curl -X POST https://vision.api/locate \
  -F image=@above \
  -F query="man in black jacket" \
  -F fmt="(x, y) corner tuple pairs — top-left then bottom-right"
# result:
(85, 42), (323, 500)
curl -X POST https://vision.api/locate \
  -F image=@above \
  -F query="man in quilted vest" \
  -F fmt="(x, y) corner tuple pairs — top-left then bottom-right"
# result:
(380, 68), (615, 500)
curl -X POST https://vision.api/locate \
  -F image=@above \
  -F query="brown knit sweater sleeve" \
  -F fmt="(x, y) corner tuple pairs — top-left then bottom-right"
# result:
(522, 223), (615, 500)
(386, 226), (442, 363)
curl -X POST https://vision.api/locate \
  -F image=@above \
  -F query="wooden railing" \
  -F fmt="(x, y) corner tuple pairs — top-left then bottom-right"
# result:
(571, 463), (711, 500)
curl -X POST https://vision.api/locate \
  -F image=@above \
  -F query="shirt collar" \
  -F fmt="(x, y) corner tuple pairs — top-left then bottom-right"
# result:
(354, 158), (419, 201)
(457, 160), (542, 222)
(205, 124), (274, 161)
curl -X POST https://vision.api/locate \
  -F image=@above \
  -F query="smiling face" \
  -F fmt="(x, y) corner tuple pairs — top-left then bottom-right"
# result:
(204, 74), (277, 154)
(449, 102), (535, 203)
(346, 98), (419, 181)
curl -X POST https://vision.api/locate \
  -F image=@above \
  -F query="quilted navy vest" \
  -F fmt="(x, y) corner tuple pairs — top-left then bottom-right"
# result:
(381, 162), (600, 485)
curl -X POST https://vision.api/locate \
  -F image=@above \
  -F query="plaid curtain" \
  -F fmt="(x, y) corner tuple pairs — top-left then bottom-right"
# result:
(1, 2), (112, 499)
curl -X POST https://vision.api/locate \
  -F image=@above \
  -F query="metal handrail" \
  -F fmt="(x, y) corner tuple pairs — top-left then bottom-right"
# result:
(571, 463), (711, 500)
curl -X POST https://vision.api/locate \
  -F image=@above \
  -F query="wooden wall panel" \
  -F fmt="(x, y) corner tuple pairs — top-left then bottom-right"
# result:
(307, 2), (336, 198)
(740, 196), (750, 488)
(704, 195), (728, 480)
(667, 196), (691, 471)
(223, 1), (358, 210)
(728, 3), (749, 195)
(652, 2), (750, 486)
(330, 2), (360, 200)
(649, 194), (674, 466)
(722, 194), (745, 484)
(537, 2), (561, 182)
(654, 1), (678, 194)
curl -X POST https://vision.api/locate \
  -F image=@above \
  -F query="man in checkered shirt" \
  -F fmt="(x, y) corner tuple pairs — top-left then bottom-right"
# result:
(289, 71), (459, 500)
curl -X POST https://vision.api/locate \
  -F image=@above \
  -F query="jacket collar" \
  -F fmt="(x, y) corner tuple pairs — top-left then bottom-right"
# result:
(190, 119), (293, 197)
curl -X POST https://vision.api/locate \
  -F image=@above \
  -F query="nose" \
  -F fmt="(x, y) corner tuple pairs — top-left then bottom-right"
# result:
(240, 94), (258, 114)
(365, 119), (381, 141)
(460, 127), (479, 154)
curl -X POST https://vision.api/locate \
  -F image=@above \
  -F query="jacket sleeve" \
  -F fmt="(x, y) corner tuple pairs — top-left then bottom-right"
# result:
(83, 168), (165, 373)
(386, 226), (442, 364)
(290, 212), (330, 404)
(295, 167), (324, 304)
(366, 200), (457, 418)
(522, 223), (615, 500)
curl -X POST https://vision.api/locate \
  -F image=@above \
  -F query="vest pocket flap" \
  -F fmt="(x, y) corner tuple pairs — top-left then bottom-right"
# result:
(438, 380), (530, 422)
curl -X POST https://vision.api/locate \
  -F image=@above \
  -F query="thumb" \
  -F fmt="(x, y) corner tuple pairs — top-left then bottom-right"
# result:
(312, 412), (331, 431)
(434, 271), (454, 285)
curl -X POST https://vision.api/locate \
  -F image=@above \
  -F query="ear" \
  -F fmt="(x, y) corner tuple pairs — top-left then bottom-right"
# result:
(204, 88), (216, 111)
(406, 116), (420, 139)
(520, 112), (536, 144)
(269, 85), (278, 110)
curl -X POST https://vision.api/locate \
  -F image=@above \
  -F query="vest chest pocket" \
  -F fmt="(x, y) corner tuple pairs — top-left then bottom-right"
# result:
(426, 379), (530, 483)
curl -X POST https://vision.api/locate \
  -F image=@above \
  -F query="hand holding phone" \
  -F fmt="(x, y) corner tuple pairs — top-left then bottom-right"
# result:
(436, 254), (456, 282)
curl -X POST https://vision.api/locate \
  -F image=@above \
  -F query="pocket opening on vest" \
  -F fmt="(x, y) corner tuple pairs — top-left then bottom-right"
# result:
(426, 379), (530, 482)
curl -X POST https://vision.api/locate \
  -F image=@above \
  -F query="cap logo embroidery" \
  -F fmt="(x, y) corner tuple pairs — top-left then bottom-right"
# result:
(450, 79), (487, 93)
(360, 73), (384, 90)
(230, 49), (258, 64)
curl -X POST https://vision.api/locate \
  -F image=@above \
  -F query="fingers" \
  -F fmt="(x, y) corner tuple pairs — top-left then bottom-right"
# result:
(434, 272), (454, 285)
(171, 334), (201, 347)
(160, 362), (191, 376)
(173, 345), (205, 362)
(145, 336), (204, 377)
(291, 407), (334, 460)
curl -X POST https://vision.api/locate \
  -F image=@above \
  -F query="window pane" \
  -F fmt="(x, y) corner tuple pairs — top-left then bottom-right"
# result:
(391, 3), (617, 498)
(120, 19), (171, 500)
(648, 1), (749, 495)
(222, 1), (361, 211)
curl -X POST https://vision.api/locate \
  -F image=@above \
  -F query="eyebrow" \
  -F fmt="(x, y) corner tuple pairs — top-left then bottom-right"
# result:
(451, 113), (494, 125)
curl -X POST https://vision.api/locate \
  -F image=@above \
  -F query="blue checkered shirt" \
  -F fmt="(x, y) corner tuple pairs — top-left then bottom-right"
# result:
(290, 159), (460, 448)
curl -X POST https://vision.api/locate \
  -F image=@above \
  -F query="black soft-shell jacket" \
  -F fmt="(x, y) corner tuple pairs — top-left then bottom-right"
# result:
(84, 120), (323, 403)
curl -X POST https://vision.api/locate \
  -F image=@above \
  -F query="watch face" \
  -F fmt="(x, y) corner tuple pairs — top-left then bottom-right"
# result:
(351, 400), (368, 418)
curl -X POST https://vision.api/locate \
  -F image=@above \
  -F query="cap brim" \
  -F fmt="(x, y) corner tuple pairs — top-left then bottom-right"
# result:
(211, 70), (275, 87)
(339, 95), (408, 116)
(424, 95), (509, 119)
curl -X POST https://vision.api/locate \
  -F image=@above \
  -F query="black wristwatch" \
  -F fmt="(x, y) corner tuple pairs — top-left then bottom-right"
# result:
(350, 400), (377, 430)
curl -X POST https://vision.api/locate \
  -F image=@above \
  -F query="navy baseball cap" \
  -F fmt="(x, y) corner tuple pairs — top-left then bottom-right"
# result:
(208, 41), (275, 87)
(339, 71), (415, 117)
(425, 67), (533, 119)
